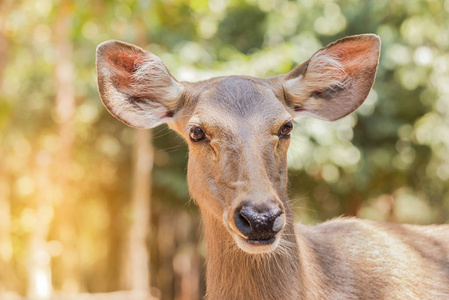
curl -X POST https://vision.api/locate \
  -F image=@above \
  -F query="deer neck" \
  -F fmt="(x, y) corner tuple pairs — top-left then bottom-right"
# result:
(201, 203), (306, 300)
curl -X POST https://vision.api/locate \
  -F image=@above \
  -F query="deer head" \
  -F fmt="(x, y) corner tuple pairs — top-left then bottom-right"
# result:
(96, 34), (380, 254)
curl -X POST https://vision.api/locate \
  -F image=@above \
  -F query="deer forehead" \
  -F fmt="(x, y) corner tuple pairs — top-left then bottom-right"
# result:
(186, 76), (292, 137)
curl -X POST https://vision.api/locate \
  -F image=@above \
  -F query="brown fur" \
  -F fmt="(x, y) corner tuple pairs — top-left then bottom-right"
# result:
(96, 35), (449, 299)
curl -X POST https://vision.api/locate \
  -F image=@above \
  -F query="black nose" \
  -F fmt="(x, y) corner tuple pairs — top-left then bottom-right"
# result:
(234, 200), (285, 241)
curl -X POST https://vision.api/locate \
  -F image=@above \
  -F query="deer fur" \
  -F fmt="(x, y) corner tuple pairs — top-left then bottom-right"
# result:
(96, 34), (449, 299)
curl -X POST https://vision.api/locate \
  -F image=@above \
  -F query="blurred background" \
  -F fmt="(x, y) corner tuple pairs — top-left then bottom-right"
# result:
(0, 0), (448, 299)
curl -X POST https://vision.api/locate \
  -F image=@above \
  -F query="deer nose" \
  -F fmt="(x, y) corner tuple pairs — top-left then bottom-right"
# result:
(233, 200), (285, 241)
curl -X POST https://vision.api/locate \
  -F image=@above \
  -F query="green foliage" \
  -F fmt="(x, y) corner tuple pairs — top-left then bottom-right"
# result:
(218, 4), (267, 54)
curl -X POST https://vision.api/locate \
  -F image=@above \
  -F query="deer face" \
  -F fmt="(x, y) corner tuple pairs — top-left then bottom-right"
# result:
(96, 35), (380, 254)
(182, 77), (293, 253)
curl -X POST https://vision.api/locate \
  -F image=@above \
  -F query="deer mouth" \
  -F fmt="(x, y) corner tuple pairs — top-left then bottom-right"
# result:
(246, 237), (276, 245)
(232, 233), (281, 254)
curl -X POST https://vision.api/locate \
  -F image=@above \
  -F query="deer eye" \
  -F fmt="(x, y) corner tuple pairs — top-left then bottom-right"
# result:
(190, 126), (206, 142)
(279, 121), (293, 137)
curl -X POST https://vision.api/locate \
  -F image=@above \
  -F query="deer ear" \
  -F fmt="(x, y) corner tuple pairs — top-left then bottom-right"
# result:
(96, 40), (184, 128)
(283, 34), (380, 121)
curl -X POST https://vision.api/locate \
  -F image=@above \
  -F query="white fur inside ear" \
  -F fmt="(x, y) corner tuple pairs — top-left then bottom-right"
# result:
(102, 79), (174, 128)
(131, 54), (184, 107)
(285, 50), (347, 101)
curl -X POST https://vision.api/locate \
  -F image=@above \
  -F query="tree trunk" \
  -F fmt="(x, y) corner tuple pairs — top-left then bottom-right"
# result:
(121, 129), (153, 296)
(7, 0), (54, 297)
(53, 0), (78, 292)
(28, 0), (77, 296)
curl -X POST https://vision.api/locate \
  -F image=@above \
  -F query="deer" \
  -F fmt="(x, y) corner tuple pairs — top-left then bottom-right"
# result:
(96, 34), (449, 300)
